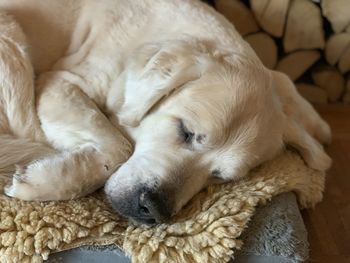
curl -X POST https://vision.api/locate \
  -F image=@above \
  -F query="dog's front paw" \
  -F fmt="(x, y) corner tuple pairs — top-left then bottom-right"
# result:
(4, 161), (67, 201)
(4, 165), (41, 200)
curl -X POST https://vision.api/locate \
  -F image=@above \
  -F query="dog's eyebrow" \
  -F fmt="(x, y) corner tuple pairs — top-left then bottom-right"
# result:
(196, 134), (206, 144)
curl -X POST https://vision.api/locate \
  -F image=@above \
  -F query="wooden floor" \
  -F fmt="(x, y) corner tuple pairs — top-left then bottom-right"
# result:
(302, 105), (350, 263)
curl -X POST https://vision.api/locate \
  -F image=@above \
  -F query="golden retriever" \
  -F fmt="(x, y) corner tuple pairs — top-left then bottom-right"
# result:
(0, 0), (331, 224)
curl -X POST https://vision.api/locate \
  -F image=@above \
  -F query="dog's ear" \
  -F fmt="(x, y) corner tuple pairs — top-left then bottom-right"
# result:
(270, 70), (332, 171)
(118, 40), (211, 127)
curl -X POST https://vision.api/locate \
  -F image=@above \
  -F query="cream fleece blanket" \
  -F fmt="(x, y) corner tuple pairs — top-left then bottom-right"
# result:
(0, 151), (324, 263)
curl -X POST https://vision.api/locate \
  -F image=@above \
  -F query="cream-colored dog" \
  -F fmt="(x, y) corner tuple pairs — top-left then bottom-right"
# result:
(0, 0), (331, 224)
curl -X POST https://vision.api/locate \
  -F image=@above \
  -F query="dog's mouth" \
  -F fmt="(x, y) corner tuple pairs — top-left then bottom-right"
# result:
(129, 217), (157, 225)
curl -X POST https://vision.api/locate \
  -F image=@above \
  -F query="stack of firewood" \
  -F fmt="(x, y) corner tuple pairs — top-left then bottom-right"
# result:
(214, 0), (350, 104)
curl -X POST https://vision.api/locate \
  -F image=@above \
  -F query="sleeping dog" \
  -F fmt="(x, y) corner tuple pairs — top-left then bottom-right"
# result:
(0, 0), (331, 224)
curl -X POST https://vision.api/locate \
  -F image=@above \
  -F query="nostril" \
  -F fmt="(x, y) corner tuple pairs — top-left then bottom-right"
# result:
(139, 204), (156, 224)
(139, 205), (150, 215)
(138, 191), (153, 217)
(137, 188), (171, 224)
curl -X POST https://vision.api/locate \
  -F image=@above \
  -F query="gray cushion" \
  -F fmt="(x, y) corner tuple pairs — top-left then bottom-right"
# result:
(234, 192), (308, 263)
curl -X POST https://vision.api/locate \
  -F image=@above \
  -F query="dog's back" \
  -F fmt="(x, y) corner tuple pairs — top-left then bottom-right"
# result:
(0, 0), (83, 73)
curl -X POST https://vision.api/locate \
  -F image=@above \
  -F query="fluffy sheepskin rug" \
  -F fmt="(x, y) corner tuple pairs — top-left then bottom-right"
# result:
(0, 151), (324, 263)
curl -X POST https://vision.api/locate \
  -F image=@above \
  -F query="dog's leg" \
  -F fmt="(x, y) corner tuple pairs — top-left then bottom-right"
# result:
(272, 71), (331, 171)
(5, 72), (132, 201)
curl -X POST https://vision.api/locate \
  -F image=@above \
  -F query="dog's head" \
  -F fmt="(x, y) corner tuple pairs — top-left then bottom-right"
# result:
(105, 39), (331, 225)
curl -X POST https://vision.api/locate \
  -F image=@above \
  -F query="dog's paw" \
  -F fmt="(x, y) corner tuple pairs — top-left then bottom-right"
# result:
(5, 150), (114, 201)
(4, 165), (41, 200)
(4, 160), (68, 201)
(4, 179), (25, 198)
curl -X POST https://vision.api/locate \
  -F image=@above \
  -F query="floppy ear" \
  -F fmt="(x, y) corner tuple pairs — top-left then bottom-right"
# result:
(271, 70), (332, 171)
(118, 40), (210, 127)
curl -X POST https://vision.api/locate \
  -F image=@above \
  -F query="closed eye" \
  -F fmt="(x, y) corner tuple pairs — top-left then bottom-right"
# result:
(178, 119), (194, 143)
(211, 169), (221, 177)
(209, 169), (226, 184)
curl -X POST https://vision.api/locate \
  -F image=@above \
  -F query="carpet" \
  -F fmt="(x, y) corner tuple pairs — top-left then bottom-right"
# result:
(0, 151), (324, 263)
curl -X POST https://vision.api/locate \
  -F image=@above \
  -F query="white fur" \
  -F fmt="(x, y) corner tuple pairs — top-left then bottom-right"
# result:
(0, 1), (331, 217)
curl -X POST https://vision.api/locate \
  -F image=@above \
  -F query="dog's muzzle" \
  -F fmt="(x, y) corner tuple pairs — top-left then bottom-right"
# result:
(106, 185), (173, 225)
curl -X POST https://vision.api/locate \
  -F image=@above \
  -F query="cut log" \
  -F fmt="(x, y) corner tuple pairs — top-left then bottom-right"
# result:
(296, 83), (328, 104)
(325, 33), (350, 65)
(244, 32), (278, 69)
(312, 67), (345, 102)
(338, 46), (350, 74)
(250, 0), (290, 37)
(276, 51), (320, 81)
(216, 0), (259, 36)
(284, 0), (324, 52)
(321, 0), (350, 33)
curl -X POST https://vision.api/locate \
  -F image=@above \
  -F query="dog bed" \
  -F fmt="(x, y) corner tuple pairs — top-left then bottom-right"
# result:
(46, 192), (308, 263)
(0, 151), (324, 263)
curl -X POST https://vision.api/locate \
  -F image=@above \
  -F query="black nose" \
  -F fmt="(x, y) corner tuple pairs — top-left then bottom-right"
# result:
(137, 188), (171, 224)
